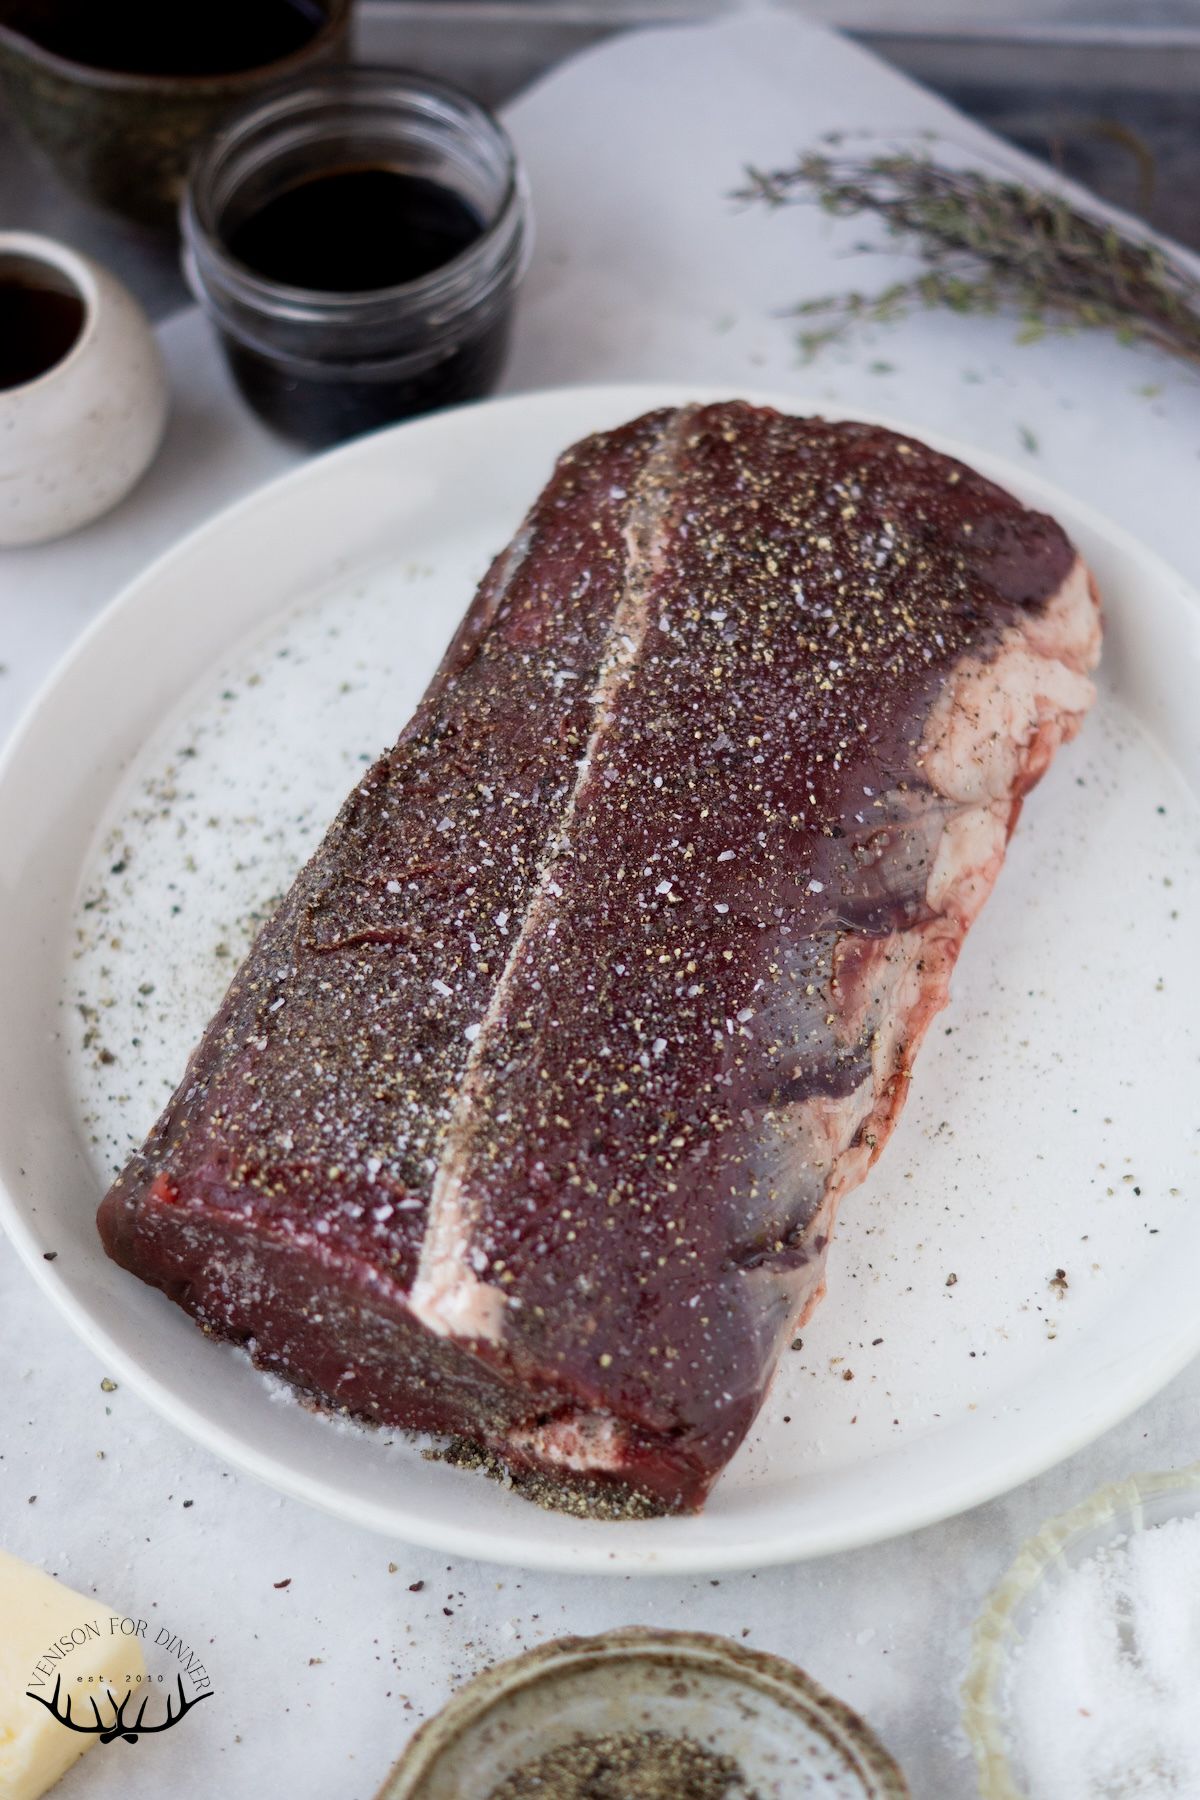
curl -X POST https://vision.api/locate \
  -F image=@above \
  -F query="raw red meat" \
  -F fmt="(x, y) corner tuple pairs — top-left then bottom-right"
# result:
(98, 403), (1100, 1515)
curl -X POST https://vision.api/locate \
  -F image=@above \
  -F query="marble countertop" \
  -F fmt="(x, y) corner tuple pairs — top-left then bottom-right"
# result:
(2, 14), (1199, 1796)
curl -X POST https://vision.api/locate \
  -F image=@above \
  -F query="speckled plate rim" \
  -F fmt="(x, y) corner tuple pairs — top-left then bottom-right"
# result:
(0, 382), (1198, 1575)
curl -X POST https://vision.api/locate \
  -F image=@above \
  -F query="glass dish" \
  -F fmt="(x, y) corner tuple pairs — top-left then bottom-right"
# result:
(962, 1464), (1200, 1798)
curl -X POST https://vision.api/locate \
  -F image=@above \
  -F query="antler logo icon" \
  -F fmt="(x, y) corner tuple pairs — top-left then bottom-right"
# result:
(26, 1672), (213, 1745)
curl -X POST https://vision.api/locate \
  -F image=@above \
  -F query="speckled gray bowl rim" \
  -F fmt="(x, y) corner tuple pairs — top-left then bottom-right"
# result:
(0, 0), (353, 94)
(376, 1627), (910, 1798)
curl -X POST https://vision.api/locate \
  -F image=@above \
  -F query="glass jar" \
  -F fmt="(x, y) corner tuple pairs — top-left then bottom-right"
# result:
(182, 68), (531, 449)
(962, 1465), (1200, 1799)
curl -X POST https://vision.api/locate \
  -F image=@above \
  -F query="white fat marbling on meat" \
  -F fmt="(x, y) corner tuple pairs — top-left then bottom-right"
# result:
(926, 802), (1009, 926)
(505, 1411), (629, 1474)
(750, 553), (1102, 1379)
(919, 556), (1098, 805)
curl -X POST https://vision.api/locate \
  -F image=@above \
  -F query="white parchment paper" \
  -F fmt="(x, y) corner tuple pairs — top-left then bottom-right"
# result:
(2, 12), (1198, 1797)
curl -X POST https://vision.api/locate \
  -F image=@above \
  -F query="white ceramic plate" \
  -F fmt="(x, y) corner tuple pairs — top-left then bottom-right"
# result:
(1, 385), (1198, 1575)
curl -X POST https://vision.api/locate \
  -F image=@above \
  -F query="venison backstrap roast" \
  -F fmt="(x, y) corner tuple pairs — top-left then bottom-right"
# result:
(99, 402), (1100, 1514)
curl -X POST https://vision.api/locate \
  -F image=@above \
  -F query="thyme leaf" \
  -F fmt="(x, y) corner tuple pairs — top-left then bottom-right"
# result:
(738, 150), (1200, 369)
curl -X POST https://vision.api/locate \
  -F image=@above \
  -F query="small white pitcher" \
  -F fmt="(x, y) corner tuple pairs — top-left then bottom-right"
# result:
(0, 231), (168, 548)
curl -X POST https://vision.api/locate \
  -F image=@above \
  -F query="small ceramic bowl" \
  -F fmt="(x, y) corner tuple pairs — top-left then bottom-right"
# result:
(0, 232), (168, 547)
(962, 1464), (1200, 1798)
(0, 0), (354, 232)
(377, 1628), (909, 1799)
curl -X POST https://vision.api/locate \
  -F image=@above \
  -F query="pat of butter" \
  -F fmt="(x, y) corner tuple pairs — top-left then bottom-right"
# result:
(0, 1550), (146, 1800)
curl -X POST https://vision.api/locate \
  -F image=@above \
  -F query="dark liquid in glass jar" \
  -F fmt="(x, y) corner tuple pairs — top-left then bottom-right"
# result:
(9, 0), (325, 76)
(217, 164), (506, 450)
(222, 320), (513, 450)
(226, 166), (483, 291)
(0, 276), (86, 390)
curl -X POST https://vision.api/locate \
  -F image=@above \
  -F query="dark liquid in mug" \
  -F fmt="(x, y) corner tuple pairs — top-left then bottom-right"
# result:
(226, 166), (484, 292)
(6, 0), (325, 76)
(0, 276), (85, 390)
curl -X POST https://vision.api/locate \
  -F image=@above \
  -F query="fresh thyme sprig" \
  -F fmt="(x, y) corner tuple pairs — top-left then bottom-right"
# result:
(739, 151), (1200, 368)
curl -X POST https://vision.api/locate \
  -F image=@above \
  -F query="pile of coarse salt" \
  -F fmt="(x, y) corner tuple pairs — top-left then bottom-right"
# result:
(1003, 1515), (1200, 1799)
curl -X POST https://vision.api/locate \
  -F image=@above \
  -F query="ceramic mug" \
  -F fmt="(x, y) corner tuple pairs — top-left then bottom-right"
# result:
(0, 232), (168, 549)
(0, 0), (354, 233)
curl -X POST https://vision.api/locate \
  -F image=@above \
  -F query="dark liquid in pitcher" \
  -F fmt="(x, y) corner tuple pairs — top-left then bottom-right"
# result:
(0, 276), (85, 390)
(226, 166), (484, 292)
(8, 0), (325, 76)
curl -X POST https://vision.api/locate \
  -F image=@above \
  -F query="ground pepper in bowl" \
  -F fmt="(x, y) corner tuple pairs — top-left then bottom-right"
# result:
(487, 1728), (759, 1800)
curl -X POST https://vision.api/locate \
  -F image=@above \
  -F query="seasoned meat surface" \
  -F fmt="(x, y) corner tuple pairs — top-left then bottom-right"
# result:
(98, 403), (1100, 1513)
